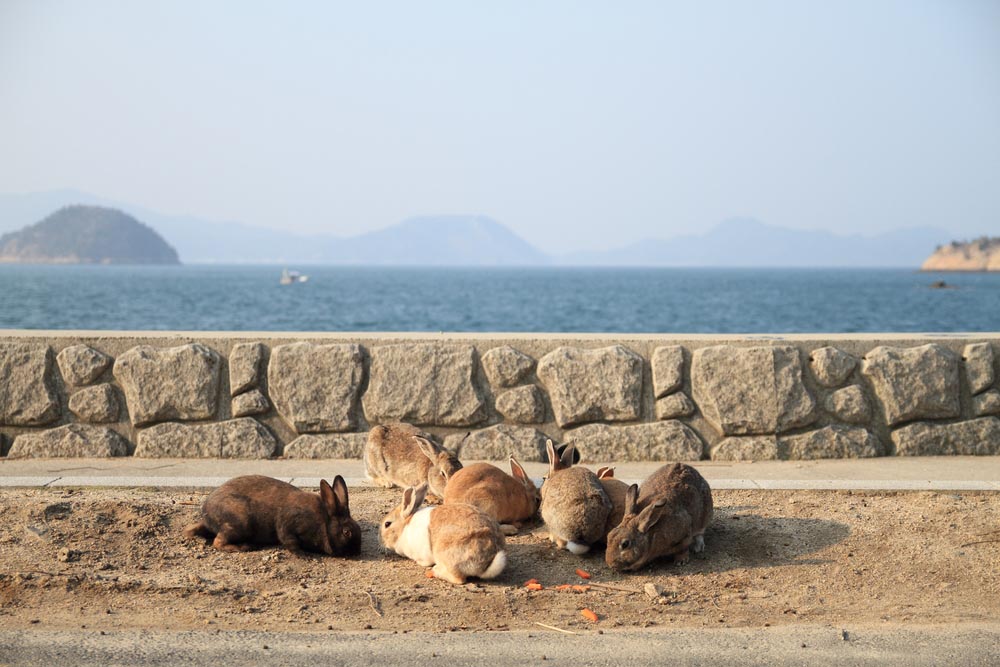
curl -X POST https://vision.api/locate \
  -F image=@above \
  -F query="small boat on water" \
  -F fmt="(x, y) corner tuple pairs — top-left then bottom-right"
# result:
(280, 268), (309, 285)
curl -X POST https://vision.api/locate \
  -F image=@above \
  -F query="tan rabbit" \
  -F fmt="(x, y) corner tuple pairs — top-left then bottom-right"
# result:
(184, 475), (361, 557)
(379, 484), (507, 584)
(605, 463), (713, 571)
(442, 457), (540, 535)
(539, 440), (612, 555)
(364, 423), (462, 498)
(596, 466), (629, 539)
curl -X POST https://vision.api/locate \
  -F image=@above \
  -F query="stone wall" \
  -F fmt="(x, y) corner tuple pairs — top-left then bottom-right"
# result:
(1, 331), (998, 461)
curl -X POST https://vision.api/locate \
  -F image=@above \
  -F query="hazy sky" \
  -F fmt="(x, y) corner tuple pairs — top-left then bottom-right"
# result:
(1, 1), (998, 252)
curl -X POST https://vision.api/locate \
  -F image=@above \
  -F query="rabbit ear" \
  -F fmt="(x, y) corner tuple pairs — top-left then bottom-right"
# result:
(546, 439), (563, 474)
(330, 475), (350, 516)
(637, 500), (667, 533)
(320, 479), (337, 514)
(401, 484), (428, 517)
(509, 456), (529, 481)
(558, 444), (577, 469)
(415, 436), (439, 462)
(625, 484), (640, 515)
(596, 466), (615, 479)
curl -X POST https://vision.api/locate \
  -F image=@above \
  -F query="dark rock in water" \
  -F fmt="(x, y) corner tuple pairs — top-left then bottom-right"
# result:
(929, 280), (954, 289)
(0, 205), (180, 264)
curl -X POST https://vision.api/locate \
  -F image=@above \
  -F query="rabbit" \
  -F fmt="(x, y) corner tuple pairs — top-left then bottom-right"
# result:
(379, 483), (507, 584)
(184, 474), (361, 557)
(364, 423), (462, 499)
(442, 456), (540, 535)
(539, 439), (612, 555)
(596, 466), (630, 539)
(605, 462), (713, 571)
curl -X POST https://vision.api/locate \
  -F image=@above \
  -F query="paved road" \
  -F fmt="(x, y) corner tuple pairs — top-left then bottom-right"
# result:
(2, 625), (998, 666)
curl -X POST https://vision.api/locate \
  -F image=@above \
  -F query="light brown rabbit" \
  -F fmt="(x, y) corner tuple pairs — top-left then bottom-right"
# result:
(596, 466), (630, 539)
(539, 440), (612, 555)
(379, 484), (507, 584)
(184, 475), (361, 557)
(443, 457), (540, 535)
(364, 423), (462, 498)
(605, 463), (713, 571)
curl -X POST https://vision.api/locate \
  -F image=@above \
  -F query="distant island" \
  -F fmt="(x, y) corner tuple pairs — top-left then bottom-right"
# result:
(921, 237), (1000, 272)
(0, 205), (180, 265)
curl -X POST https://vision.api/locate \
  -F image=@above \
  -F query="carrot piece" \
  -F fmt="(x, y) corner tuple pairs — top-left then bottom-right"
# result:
(571, 585), (591, 593)
(553, 584), (572, 591)
(575, 569), (592, 580)
(525, 582), (544, 591)
(524, 578), (540, 586)
(425, 569), (435, 579)
(581, 608), (599, 622)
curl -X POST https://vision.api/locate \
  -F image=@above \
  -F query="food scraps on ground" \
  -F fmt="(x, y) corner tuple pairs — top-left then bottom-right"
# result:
(580, 608), (599, 622)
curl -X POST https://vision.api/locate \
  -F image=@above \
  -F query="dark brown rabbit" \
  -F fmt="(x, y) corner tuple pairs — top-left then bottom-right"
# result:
(184, 474), (361, 557)
(605, 463), (713, 571)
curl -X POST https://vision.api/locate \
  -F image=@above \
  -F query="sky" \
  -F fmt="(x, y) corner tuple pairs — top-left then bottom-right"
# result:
(1, 1), (998, 253)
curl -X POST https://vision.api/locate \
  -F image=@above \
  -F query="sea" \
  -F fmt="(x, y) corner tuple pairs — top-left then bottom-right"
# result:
(1, 265), (998, 333)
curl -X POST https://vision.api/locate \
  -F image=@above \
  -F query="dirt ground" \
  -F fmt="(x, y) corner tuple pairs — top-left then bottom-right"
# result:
(1, 486), (997, 634)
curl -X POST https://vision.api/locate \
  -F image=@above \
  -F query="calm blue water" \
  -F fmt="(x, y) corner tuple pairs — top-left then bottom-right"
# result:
(1, 265), (998, 333)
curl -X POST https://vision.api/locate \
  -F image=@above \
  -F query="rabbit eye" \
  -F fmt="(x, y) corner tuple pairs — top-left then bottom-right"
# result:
(342, 528), (352, 537)
(621, 539), (631, 550)
(383, 521), (392, 529)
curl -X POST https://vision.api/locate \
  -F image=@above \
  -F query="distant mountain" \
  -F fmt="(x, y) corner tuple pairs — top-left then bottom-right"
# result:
(921, 237), (1000, 271)
(558, 217), (953, 268)
(0, 205), (180, 264)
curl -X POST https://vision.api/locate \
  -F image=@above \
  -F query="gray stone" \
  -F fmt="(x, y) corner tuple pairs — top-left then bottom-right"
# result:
(444, 424), (549, 462)
(652, 346), (685, 398)
(963, 343), (995, 395)
(57, 345), (112, 386)
(283, 432), (368, 458)
(824, 385), (870, 424)
(232, 389), (270, 417)
(710, 436), (779, 461)
(229, 342), (265, 396)
(0, 343), (60, 426)
(809, 347), (857, 388)
(268, 342), (365, 433)
(860, 344), (960, 427)
(482, 346), (535, 388)
(655, 392), (695, 420)
(536, 345), (643, 428)
(691, 345), (816, 436)
(68, 384), (120, 423)
(972, 390), (1000, 417)
(113, 344), (222, 427)
(565, 421), (705, 462)
(8, 424), (129, 458)
(892, 418), (1000, 456)
(495, 385), (545, 423)
(134, 418), (277, 458)
(364, 343), (486, 427)
(781, 425), (882, 460)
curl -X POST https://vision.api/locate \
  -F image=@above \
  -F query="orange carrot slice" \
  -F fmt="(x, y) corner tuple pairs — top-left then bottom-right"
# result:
(575, 569), (592, 580)
(425, 569), (435, 578)
(581, 608), (599, 622)
(525, 582), (544, 591)
(571, 585), (591, 593)
(524, 578), (540, 586)
(553, 584), (572, 591)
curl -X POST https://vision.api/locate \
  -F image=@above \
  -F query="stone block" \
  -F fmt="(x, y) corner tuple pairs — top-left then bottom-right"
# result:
(113, 344), (221, 427)
(860, 344), (960, 427)
(283, 433), (368, 458)
(229, 342), (265, 396)
(972, 390), (1000, 417)
(710, 436), (779, 461)
(0, 343), (60, 426)
(135, 418), (277, 458)
(651, 346), (685, 398)
(363, 343), (486, 427)
(963, 343), (995, 395)
(444, 424), (549, 462)
(655, 392), (695, 420)
(8, 425), (129, 458)
(565, 421), (705, 461)
(482, 346), (535, 388)
(57, 345), (112, 386)
(232, 389), (270, 417)
(537, 345), (643, 428)
(68, 384), (120, 423)
(809, 346), (857, 387)
(892, 418), (1000, 456)
(823, 385), (870, 424)
(691, 345), (816, 436)
(268, 342), (365, 433)
(781, 425), (881, 460)
(495, 385), (545, 423)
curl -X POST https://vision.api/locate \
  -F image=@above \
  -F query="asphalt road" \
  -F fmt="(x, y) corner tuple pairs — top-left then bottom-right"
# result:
(2, 625), (998, 667)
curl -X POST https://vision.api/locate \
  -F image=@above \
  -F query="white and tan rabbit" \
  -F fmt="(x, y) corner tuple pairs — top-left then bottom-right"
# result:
(605, 462), (713, 571)
(539, 440), (612, 555)
(379, 484), (507, 584)
(596, 466), (630, 539)
(364, 423), (462, 498)
(443, 456), (540, 534)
